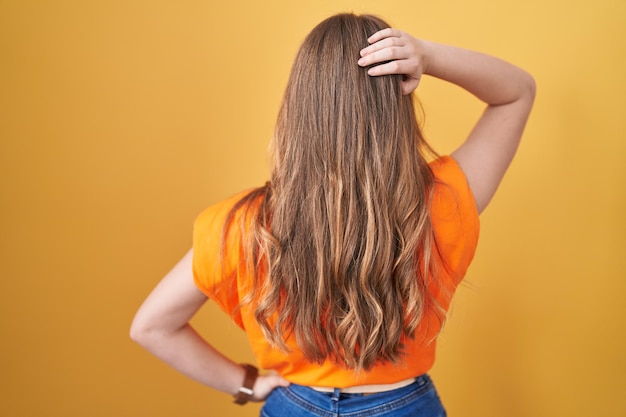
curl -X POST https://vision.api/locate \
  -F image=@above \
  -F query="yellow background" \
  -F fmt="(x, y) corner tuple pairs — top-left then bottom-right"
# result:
(1, 0), (624, 416)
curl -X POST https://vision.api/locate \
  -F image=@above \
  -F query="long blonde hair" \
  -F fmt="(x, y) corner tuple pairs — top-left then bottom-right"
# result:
(225, 13), (437, 372)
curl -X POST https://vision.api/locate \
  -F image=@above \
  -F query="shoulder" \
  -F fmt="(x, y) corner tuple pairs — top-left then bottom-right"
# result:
(429, 155), (478, 217)
(192, 188), (262, 272)
(194, 190), (256, 232)
(430, 156), (473, 194)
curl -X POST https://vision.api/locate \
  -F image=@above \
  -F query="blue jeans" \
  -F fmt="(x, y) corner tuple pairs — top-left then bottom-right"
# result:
(260, 374), (447, 417)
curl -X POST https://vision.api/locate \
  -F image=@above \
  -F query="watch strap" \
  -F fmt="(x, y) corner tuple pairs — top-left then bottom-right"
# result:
(233, 364), (258, 405)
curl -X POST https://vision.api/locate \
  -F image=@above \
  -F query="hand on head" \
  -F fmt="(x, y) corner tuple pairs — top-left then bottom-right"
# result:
(358, 28), (430, 95)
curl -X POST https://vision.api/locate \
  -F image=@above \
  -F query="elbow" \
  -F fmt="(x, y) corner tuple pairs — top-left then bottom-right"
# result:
(523, 71), (537, 103)
(129, 321), (142, 344)
(130, 314), (176, 351)
(129, 319), (145, 345)
(130, 315), (155, 347)
(511, 71), (536, 116)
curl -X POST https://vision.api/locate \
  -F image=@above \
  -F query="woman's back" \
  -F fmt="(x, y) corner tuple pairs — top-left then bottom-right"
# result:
(192, 155), (479, 387)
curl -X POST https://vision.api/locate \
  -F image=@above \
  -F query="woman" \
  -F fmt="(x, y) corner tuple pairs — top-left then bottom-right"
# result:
(131, 13), (535, 417)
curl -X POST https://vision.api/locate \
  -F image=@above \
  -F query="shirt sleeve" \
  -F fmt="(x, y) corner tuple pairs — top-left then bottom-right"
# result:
(192, 193), (248, 328)
(429, 155), (481, 287)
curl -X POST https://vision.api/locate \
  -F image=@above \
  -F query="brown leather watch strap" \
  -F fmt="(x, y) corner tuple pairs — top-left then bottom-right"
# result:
(233, 364), (258, 405)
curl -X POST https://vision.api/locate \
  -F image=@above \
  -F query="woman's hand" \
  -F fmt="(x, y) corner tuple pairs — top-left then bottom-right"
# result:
(251, 372), (291, 402)
(358, 28), (431, 95)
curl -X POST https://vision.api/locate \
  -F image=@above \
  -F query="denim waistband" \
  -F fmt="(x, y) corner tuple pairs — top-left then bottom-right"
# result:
(261, 374), (446, 417)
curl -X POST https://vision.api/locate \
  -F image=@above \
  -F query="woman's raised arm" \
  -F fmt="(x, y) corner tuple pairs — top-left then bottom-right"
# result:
(358, 28), (536, 213)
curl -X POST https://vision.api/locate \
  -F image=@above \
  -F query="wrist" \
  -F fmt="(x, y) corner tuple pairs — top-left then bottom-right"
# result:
(233, 363), (258, 405)
(418, 39), (435, 76)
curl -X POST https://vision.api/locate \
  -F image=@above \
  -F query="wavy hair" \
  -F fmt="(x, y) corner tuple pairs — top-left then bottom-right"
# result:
(225, 13), (438, 372)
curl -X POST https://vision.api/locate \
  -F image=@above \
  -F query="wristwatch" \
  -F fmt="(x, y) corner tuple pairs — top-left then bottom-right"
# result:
(233, 364), (259, 405)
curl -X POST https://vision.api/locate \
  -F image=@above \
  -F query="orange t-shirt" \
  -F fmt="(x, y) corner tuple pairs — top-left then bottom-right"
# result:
(192, 155), (479, 388)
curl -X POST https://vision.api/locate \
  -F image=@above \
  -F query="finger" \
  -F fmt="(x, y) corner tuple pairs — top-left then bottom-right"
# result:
(358, 46), (410, 68)
(276, 377), (291, 387)
(267, 375), (290, 389)
(366, 59), (414, 77)
(366, 28), (404, 44)
(360, 36), (404, 57)
(266, 371), (290, 384)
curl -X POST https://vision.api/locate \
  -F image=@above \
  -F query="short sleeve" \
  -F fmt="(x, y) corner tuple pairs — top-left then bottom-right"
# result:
(192, 193), (249, 328)
(429, 156), (481, 286)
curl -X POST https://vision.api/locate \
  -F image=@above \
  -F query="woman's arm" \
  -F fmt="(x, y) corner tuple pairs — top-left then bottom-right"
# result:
(130, 249), (289, 401)
(358, 29), (536, 214)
